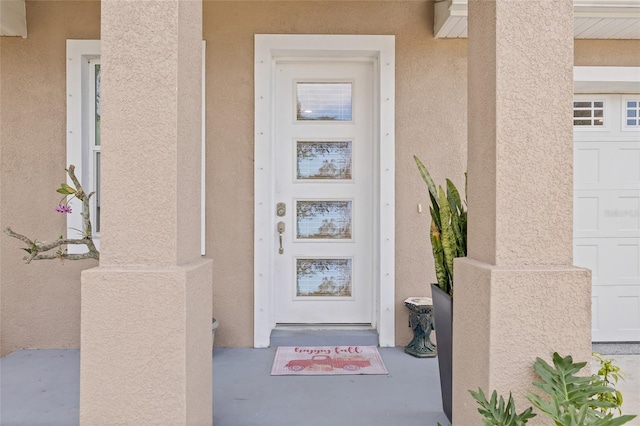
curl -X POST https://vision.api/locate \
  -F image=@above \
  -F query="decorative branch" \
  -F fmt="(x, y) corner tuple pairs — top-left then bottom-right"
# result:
(3, 165), (99, 263)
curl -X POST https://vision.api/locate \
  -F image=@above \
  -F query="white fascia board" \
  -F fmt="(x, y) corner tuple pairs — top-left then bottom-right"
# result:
(574, 66), (640, 93)
(436, 0), (468, 17)
(434, 0), (468, 38)
(575, 0), (640, 16)
(0, 0), (27, 38)
(435, 0), (640, 38)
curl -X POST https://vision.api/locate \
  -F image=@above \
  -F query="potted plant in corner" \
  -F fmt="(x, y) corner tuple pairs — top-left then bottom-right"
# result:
(414, 155), (467, 423)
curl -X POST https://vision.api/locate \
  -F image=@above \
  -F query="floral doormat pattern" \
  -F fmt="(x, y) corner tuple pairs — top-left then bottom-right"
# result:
(271, 346), (388, 376)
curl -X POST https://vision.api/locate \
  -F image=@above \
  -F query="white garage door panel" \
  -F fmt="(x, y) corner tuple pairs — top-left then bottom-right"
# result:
(591, 285), (640, 342)
(574, 141), (640, 189)
(574, 93), (640, 342)
(575, 237), (640, 285)
(575, 190), (640, 238)
(613, 148), (640, 183)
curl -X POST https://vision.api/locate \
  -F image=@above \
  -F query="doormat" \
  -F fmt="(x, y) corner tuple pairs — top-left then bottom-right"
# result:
(271, 346), (388, 376)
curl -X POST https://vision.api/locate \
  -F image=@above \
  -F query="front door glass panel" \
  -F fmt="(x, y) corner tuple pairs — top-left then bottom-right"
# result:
(296, 141), (352, 180)
(296, 258), (353, 297)
(296, 200), (352, 240)
(296, 82), (352, 121)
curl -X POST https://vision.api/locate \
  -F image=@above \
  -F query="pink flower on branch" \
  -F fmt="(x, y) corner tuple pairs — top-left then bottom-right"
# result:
(55, 204), (72, 214)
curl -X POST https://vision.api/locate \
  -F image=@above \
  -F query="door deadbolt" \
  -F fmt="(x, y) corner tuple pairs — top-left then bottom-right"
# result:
(276, 202), (286, 217)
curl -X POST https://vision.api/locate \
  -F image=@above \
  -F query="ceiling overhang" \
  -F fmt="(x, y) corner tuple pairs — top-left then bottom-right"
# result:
(435, 0), (640, 39)
(0, 0), (27, 38)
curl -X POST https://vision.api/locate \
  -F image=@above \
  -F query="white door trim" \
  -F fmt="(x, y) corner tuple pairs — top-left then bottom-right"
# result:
(254, 35), (395, 348)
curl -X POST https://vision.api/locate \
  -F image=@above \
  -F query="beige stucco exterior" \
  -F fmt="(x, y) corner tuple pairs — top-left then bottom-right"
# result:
(79, 1), (213, 422)
(1, 0), (639, 356)
(1, 1), (100, 356)
(454, 1), (593, 423)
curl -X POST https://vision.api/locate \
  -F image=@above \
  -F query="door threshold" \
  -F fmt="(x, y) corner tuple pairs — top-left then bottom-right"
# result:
(270, 327), (379, 347)
(275, 324), (373, 331)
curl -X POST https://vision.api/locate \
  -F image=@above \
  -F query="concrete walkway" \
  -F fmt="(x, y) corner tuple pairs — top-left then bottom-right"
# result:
(0, 347), (448, 426)
(1, 347), (638, 425)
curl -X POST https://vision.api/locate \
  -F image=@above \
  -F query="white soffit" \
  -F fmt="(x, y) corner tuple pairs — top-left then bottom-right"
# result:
(435, 0), (640, 39)
(0, 0), (27, 37)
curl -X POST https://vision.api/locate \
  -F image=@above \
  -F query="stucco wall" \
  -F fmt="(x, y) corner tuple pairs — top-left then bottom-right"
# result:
(575, 39), (640, 66)
(1, 1), (639, 354)
(204, 1), (468, 347)
(0, 1), (100, 356)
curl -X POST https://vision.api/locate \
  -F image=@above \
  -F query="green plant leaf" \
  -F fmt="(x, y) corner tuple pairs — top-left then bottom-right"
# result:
(446, 180), (464, 256)
(527, 352), (637, 426)
(469, 388), (536, 426)
(438, 186), (455, 288)
(459, 209), (467, 256)
(414, 156), (438, 203)
(430, 219), (449, 293)
(414, 156), (442, 231)
(429, 191), (442, 231)
(446, 178), (463, 213)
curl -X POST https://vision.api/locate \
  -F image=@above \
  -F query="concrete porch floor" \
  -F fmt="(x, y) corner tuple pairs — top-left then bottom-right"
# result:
(1, 346), (638, 425)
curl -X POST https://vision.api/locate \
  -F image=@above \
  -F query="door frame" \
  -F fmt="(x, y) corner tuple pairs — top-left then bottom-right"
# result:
(254, 35), (396, 348)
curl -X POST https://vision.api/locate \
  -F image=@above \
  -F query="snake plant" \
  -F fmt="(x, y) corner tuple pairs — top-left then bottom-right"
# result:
(414, 156), (467, 296)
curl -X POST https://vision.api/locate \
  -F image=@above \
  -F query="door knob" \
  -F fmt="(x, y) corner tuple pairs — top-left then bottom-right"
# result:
(277, 221), (285, 254)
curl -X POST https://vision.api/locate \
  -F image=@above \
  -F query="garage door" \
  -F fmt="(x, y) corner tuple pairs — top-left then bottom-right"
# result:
(574, 94), (640, 342)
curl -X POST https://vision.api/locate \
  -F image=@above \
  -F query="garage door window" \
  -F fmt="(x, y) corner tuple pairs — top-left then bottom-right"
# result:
(574, 100), (605, 127)
(625, 100), (640, 127)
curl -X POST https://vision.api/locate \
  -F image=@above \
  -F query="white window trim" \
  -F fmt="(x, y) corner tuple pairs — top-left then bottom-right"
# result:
(622, 95), (640, 131)
(66, 40), (207, 255)
(572, 96), (609, 131)
(66, 40), (100, 253)
(254, 35), (396, 348)
(88, 58), (100, 235)
(201, 41), (207, 256)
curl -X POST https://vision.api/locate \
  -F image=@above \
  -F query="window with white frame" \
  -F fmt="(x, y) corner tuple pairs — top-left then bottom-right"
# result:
(89, 59), (101, 233)
(624, 99), (640, 128)
(573, 99), (605, 127)
(66, 40), (206, 254)
(66, 40), (101, 253)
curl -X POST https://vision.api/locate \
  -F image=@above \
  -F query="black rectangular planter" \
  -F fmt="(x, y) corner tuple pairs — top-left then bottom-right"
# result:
(431, 283), (452, 423)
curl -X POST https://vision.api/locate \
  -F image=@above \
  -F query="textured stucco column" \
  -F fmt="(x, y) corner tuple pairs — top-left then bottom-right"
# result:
(454, 1), (592, 424)
(80, 1), (212, 425)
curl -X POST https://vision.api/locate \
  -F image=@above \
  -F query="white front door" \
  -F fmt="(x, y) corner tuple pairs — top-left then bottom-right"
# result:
(254, 35), (396, 347)
(273, 60), (374, 324)
(573, 94), (640, 342)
